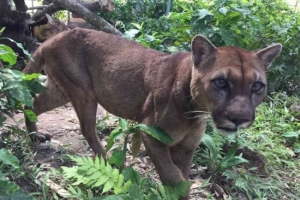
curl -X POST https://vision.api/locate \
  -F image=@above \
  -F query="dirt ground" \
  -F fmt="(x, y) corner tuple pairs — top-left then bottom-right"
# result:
(5, 104), (208, 199)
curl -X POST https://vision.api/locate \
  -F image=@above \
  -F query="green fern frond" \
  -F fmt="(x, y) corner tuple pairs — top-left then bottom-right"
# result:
(62, 155), (132, 195)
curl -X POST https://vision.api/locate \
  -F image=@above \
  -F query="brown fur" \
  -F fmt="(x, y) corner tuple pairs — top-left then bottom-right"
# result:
(23, 28), (281, 199)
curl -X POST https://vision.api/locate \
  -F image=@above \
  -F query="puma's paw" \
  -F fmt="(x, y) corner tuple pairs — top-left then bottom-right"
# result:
(29, 132), (52, 142)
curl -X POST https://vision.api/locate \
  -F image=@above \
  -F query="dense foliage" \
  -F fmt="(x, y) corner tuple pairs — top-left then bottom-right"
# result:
(101, 0), (300, 95)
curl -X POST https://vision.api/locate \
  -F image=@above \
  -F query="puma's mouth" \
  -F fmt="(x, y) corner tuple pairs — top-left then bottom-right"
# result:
(217, 127), (237, 134)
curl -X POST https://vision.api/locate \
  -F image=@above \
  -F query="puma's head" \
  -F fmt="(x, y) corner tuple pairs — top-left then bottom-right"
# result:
(32, 14), (69, 42)
(190, 35), (282, 134)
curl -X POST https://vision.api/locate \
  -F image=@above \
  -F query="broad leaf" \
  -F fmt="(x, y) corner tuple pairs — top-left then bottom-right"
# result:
(0, 44), (17, 65)
(119, 118), (128, 132)
(135, 124), (173, 144)
(0, 37), (32, 60)
(108, 149), (126, 168)
(0, 149), (20, 169)
(106, 127), (123, 151)
(282, 131), (298, 139)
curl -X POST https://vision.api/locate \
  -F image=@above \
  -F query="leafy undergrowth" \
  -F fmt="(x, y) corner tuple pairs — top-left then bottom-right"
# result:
(1, 94), (299, 199)
(195, 93), (300, 199)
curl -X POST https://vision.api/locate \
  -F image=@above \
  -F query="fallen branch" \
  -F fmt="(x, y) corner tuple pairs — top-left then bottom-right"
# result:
(39, 174), (75, 199)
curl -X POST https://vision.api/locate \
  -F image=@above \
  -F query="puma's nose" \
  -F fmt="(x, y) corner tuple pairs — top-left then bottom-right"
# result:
(226, 115), (251, 126)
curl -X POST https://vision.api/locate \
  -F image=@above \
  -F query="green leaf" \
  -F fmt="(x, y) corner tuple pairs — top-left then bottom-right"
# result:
(111, 169), (120, 182)
(8, 87), (33, 107)
(218, 156), (248, 172)
(106, 127), (123, 151)
(93, 175), (109, 188)
(0, 148), (20, 169)
(282, 131), (298, 139)
(293, 143), (300, 153)
(221, 142), (238, 163)
(0, 27), (5, 35)
(201, 134), (218, 160)
(135, 124), (173, 144)
(108, 149), (126, 168)
(219, 7), (228, 15)
(124, 29), (140, 39)
(1, 37), (32, 60)
(23, 110), (37, 122)
(0, 44), (17, 65)
(121, 167), (141, 183)
(0, 187), (33, 200)
(95, 156), (101, 169)
(128, 183), (142, 199)
(122, 180), (133, 193)
(119, 118), (128, 132)
(173, 181), (192, 197)
(102, 180), (114, 193)
(197, 9), (213, 19)
(116, 174), (125, 188)
(131, 23), (142, 30)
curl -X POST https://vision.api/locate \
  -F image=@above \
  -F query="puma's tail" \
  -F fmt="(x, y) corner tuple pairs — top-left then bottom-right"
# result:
(23, 47), (45, 74)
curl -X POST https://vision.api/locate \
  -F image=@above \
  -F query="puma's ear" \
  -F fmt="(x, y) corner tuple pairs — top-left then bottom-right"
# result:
(191, 35), (217, 66)
(255, 44), (282, 70)
(45, 14), (55, 25)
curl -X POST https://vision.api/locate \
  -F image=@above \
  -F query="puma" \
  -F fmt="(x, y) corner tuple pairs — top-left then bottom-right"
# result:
(23, 28), (281, 199)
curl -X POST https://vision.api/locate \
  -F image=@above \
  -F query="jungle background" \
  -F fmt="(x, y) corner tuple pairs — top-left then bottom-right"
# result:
(0, 0), (300, 199)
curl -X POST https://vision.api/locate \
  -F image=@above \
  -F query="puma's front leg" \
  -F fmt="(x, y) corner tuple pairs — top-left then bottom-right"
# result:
(141, 132), (185, 184)
(170, 122), (206, 179)
(169, 122), (206, 199)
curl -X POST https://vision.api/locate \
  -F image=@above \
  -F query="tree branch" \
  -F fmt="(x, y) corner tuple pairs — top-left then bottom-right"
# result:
(13, 0), (28, 11)
(49, 0), (122, 36)
(31, 3), (61, 21)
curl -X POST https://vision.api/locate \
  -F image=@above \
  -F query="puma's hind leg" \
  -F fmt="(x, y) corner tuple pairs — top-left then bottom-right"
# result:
(25, 77), (69, 141)
(69, 91), (106, 158)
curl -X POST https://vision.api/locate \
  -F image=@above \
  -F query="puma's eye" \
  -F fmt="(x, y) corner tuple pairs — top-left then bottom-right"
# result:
(251, 82), (264, 92)
(212, 78), (228, 89)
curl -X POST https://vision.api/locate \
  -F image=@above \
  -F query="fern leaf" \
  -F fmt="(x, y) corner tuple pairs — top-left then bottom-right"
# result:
(95, 156), (101, 169)
(122, 180), (133, 193)
(86, 171), (103, 186)
(69, 155), (85, 165)
(92, 175), (109, 188)
(87, 157), (94, 166)
(78, 163), (92, 171)
(100, 156), (106, 170)
(63, 155), (130, 195)
(113, 186), (123, 195)
(102, 180), (114, 193)
(72, 177), (89, 185)
(111, 169), (120, 183)
(85, 167), (98, 175)
(106, 162), (113, 175)
(116, 174), (125, 188)
(61, 166), (79, 179)
(87, 170), (102, 179)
